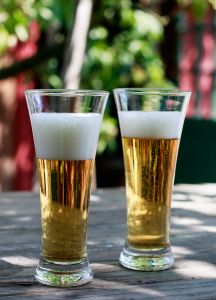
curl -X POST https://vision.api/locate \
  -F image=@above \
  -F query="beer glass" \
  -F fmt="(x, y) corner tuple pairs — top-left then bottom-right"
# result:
(114, 88), (191, 271)
(25, 89), (108, 286)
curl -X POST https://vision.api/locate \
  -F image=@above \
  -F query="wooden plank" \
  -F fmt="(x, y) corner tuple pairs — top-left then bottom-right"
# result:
(0, 185), (216, 299)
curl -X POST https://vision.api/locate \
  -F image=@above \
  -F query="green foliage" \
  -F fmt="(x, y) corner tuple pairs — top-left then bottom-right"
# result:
(81, 3), (170, 91)
(80, 0), (173, 154)
(177, 0), (214, 19)
(97, 117), (118, 154)
(0, 0), (51, 53)
(0, 0), (75, 88)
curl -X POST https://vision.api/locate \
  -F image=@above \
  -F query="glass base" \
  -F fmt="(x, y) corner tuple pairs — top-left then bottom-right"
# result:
(119, 246), (175, 271)
(35, 258), (93, 287)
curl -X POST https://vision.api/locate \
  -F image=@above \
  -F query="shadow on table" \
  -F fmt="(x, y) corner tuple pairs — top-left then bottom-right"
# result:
(89, 184), (216, 299)
(0, 187), (216, 299)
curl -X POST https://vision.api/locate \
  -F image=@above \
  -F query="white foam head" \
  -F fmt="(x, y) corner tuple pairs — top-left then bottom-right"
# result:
(118, 111), (184, 139)
(31, 113), (102, 160)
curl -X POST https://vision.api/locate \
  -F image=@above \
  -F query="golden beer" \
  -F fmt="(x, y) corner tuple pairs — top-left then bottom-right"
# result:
(114, 89), (191, 271)
(37, 158), (94, 263)
(25, 89), (108, 286)
(122, 137), (179, 251)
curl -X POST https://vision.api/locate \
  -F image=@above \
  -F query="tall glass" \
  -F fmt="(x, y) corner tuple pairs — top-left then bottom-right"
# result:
(114, 88), (191, 271)
(25, 89), (108, 286)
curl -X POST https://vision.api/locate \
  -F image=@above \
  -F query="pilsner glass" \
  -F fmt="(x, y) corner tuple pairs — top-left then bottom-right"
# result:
(25, 89), (108, 286)
(114, 88), (191, 271)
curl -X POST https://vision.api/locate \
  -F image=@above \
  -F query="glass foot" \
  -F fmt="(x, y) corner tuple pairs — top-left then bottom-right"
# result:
(119, 246), (175, 271)
(35, 258), (93, 287)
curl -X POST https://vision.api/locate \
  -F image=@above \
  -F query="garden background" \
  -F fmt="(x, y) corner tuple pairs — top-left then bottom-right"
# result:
(0, 0), (216, 190)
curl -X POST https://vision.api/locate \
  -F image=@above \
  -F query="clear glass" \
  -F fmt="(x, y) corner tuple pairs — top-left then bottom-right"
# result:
(114, 88), (191, 271)
(25, 89), (109, 286)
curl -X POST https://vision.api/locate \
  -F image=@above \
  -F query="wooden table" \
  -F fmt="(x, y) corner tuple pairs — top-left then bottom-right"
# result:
(0, 185), (216, 299)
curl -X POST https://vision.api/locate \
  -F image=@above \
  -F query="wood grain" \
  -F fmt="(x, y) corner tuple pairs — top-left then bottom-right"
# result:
(0, 185), (216, 299)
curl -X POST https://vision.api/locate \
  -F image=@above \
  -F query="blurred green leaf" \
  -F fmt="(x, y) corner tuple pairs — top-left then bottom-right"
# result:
(15, 24), (28, 41)
(89, 27), (108, 40)
(134, 10), (163, 38)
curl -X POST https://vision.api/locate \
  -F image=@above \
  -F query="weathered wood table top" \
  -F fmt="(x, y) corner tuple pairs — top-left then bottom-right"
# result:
(0, 185), (216, 299)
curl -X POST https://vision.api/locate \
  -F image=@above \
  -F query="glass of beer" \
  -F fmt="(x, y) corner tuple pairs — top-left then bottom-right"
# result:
(114, 88), (191, 271)
(25, 89), (108, 286)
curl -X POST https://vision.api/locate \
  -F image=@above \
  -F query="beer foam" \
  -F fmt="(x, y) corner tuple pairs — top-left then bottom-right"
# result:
(118, 111), (184, 139)
(31, 113), (102, 160)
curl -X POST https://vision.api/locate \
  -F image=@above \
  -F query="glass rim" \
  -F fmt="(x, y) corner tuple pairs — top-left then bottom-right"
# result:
(24, 89), (109, 97)
(113, 88), (191, 96)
